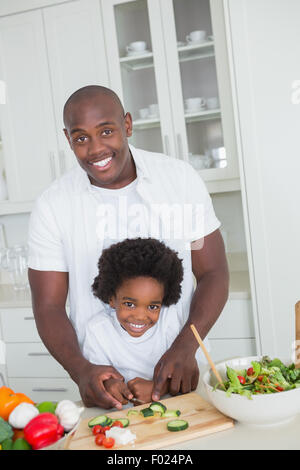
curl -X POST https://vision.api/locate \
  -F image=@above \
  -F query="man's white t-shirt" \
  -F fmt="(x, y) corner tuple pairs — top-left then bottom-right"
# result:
(27, 145), (221, 349)
(82, 303), (208, 383)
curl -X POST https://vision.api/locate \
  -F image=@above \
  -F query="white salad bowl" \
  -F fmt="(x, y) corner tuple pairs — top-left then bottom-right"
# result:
(202, 356), (300, 426)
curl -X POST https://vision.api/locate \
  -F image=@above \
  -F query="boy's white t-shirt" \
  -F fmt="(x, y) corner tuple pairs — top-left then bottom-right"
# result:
(82, 303), (208, 383)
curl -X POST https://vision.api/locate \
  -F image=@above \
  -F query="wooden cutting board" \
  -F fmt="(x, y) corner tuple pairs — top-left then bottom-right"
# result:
(64, 392), (234, 450)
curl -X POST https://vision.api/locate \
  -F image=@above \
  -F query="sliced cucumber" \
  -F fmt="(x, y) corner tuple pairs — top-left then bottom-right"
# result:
(167, 419), (189, 432)
(111, 418), (130, 428)
(162, 409), (181, 418)
(149, 401), (167, 415)
(127, 409), (139, 417)
(140, 407), (155, 418)
(106, 417), (113, 426)
(88, 414), (109, 428)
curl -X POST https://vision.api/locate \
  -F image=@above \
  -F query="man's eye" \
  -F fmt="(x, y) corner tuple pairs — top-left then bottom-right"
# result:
(102, 129), (112, 136)
(75, 136), (87, 143)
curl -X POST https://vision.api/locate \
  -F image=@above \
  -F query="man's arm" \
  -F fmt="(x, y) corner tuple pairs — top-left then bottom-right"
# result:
(152, 229), (229, 399)
(28, 268), (125, 409)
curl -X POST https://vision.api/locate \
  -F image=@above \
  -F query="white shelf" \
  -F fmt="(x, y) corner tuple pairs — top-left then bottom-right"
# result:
(119, 41), (215, 71)
(185, 108), (221, 123)
(133, 117), (160, 130)
(0, 201), (33, 216)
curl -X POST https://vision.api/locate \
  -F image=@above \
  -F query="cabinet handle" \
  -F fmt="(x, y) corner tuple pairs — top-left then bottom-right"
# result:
(28, 352), (50, 357)
(176, 133), (184, 159)
(32, 387), (68, 392)
(49, 151), (56, 181)
(0, 372), (6, 387)
(59, 150), (66, 175)
(24, 316), (34, 321)
(164, 135), (170, 156)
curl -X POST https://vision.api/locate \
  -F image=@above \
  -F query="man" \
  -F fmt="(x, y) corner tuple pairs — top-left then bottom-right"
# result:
(28, 85), (229, 409)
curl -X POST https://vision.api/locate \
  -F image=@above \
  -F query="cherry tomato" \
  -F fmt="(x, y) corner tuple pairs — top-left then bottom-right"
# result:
(95, 434), (105, 446)
(276, 386), (284, 392)
(101, 426), (111, 433)
(238, 376), (246, 385)
(111, 421), (123, 428)
(92, 425), (103, 435)
(103, 437), (115, 449)
(257, 375), (264, 382)
(247, 367), (254, 376)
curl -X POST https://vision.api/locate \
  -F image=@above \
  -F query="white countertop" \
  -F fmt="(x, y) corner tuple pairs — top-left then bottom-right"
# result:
(78, 381), (300, 450)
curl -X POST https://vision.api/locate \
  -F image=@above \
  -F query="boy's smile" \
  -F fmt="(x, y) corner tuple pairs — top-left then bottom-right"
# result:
(109, 276), (164, 338)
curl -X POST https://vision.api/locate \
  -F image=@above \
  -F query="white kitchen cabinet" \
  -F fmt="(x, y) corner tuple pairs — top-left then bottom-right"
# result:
(0, 0), (110, 205)
(43, 0), (109, 174)
(101, 0), (239, 191)
(0, 307), (81, 401)
(0, 10), (60, 202)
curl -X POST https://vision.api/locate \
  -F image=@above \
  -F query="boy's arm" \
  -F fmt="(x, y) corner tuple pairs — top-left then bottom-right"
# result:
(28, 268), (126, 409)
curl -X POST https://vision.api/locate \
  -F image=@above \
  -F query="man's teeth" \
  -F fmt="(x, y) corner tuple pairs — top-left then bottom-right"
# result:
(130, 323), (146, 329)
(92, 156), (112, 167)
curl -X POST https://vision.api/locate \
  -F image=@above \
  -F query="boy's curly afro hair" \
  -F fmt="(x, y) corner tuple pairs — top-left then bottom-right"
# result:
(92, 237), (183, 306)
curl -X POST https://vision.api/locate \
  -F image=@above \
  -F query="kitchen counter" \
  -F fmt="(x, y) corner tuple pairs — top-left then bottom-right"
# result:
(76, 381), (300, 451)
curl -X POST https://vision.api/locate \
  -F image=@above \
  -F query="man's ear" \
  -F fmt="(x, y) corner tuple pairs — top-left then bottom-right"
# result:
(63, 128), (73, 150)
(124, 112), (133, 138)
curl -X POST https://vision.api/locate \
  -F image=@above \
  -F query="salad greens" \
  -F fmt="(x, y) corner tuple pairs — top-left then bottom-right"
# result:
(214, 356), (300, 399)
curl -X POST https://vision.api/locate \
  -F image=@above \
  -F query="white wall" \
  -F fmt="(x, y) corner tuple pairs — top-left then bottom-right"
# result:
(226, 0), (300, 358)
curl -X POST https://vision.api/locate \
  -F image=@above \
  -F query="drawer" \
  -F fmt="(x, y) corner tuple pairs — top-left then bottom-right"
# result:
(209, 338), (257, 363)
(8, 377), (81, 403)
(208, 300), (255, 339)
(6, 342), (68, 378)
(0, 308), (40, 342)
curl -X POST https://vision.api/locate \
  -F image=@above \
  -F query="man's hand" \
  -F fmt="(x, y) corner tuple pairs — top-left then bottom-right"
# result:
(127, 377), (154, 404)
(152, 343), (199, 401)
(77, 363), (129, 409)
(103, 378), (134, 406)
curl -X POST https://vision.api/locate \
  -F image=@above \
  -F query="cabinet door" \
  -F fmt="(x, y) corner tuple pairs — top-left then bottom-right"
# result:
(159, 0), (239, 183)
(0, 10), (59, 202)
(43, 0), (110, 174)
(100, 0), (176, 157)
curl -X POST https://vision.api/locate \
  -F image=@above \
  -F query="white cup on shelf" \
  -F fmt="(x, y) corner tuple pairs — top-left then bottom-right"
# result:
(184, 97), (206, 112)
(148, 103), (159, 118)
(126, 41), (147, 55)
(138, 107), (150, 120)
(206, 97), (220, 110)
(186, 30), (206, 44)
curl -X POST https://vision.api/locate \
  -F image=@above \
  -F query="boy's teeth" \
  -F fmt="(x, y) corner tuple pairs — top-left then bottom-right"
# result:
(130, 323), (145, 329)
(93, 156), (112, 167)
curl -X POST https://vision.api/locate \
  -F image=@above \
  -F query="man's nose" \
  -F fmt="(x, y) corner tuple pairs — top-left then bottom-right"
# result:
(88, 136), (106, 157)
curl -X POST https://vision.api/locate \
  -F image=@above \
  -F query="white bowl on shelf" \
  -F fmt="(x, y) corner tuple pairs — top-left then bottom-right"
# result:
(202, 356), (300, 426)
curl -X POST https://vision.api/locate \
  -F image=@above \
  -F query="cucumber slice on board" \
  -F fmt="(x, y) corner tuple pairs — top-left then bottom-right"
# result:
(88, 415), (109, 428)
(162, 409), (181, 418)
(167, 419), (189, 432)
(127, 409), (139, 416)
(140, 407), (155, 418)
(149, 401), (167, 414)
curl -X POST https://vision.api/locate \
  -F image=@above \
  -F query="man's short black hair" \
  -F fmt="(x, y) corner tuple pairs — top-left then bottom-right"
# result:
(92, 237), (184, 306)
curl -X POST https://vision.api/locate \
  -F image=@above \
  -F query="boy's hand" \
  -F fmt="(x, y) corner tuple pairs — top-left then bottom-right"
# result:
(127, 377), (154, 404)
(103, 378), (133, 406)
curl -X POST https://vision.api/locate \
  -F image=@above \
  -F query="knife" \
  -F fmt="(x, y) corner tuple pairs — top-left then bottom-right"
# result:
(128, 397), (146, 406)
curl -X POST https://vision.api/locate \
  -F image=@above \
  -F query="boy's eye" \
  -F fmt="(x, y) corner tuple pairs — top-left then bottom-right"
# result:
(124, 302), (135, 308)
(148, 305), (159, 311)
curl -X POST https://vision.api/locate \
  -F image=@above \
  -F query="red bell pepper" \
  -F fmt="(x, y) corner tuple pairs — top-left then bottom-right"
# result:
(23, 412), (64, 450)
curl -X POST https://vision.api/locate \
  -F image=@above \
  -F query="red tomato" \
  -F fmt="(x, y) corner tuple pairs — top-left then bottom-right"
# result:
(103, 437), (115, 449)
(92, 425), (103, 435)
(111, 421), (123, 428)
(257, 375), (263, 382)
(101, 426), (111, 433)
(95, 434), (105, 446)
(247, 367), (254, 376)
(238, 376), (246, 385)
(276, 386), (284, 392)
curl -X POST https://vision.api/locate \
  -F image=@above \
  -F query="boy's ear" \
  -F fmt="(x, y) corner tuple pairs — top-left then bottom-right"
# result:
(109, 297), (115, 308)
